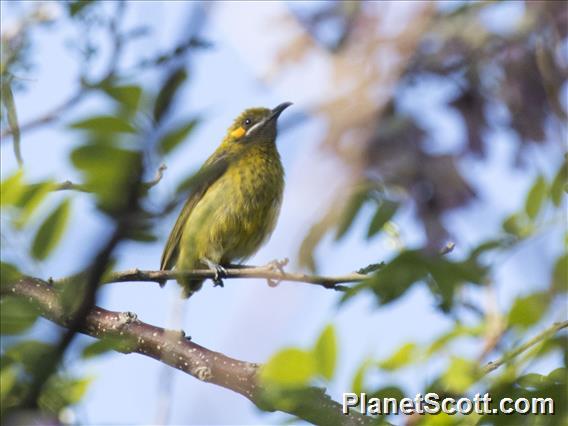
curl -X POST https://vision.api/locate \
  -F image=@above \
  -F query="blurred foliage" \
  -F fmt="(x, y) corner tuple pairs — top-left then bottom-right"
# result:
(0, 1), (566, 425)
(0, 2), (205, 421)
(259, 325), (341, 419)
(299, 0), (567, 260)
(278, 1), (567, 424)
(309, 158), (564, 424)
(1, 339), (91, 417)
(261, 324), (338, 389)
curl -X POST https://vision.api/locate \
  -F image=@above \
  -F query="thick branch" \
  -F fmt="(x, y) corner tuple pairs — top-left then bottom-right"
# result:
(2, 277), (372, 425)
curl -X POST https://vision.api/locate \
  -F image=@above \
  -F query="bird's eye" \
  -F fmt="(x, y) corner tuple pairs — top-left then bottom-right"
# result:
(244, 118), (252, 126)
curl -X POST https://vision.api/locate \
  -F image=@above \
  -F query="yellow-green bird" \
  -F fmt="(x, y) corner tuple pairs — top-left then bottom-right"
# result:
(160, 102), (292, 298)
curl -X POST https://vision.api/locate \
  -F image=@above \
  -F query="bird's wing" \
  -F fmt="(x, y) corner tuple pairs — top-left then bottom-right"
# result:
(160, 154), (229, 271)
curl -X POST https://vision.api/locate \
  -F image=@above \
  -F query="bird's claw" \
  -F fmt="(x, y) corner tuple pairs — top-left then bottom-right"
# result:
(203, 258), (227, 287)
(213, 264), (227, 287)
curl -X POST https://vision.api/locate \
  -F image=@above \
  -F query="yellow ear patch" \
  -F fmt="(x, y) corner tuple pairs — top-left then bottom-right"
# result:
(231, 127), (246, 139)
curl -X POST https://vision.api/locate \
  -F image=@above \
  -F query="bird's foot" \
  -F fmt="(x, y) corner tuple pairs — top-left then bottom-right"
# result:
(202, 258), (227, 287)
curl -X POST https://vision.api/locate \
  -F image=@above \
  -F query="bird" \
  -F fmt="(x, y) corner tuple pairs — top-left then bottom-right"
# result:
(160, 102), (292, 298)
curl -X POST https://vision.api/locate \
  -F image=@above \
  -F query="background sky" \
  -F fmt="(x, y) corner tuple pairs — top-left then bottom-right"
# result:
(1, 1), (565, 425)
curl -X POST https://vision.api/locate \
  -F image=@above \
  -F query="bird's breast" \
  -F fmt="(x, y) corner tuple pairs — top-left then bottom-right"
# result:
(188, 147), (284, 262)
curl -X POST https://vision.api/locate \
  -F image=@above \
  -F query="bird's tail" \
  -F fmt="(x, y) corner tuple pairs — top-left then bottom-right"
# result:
(181, 279), (204, 299)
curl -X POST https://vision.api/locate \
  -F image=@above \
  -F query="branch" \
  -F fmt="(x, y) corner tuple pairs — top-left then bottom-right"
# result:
(3, 276), (373, 426)
(482, 320), (568, 375)
(1, 90), (86, 139)
(101, 260), (369, 291)
(143, 163), (167, 190)
(53, 180), (89, 192)
(53, 163), (167, 193)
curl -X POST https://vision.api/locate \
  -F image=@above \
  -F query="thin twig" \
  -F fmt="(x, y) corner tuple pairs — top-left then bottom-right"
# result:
(53, 180), (89, 192)
(54, 163), (167, 193)
(1, 90), (86, 139)
(477, 285), (506, 362)
(104, 1), (126, 81)
(143, 163), (167, 189)
(439, 241), (455, 255)
(481, 320), (568, 375)
(102, 261), (369, 291)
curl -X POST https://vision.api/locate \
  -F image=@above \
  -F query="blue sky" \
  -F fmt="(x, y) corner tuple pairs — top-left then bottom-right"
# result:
(1, 1), (565, 424)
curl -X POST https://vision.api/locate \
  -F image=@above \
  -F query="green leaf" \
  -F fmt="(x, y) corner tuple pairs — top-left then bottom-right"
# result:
(361, 251), (427, 305)
(441, 357), (478, 393)
(69, 115), (136, 134)
(502, 213), (529, 237)
(154, 67), (187, 123)
(508, 293), (548, 328)
(343, 250), (485, 308)
(67, 0), (96, 16)
(256, 386), (336, 416)
(335, 187), (368, 240)
(4, 340), (54, 375)
(369, 386), (405, 402)
(470, 238), (510, 259)
(351, 358), (373, 394)
(378, 342), (417, 371)
(550, 160), (567, 207)
(260, 348), (316, 387)
(367, 199), (399, 238)
(0, 262), (21, 290)
(426, 325), (482, 356)
(547, 367), (567, 385)
(551, 253), (567, 293)
(312, 325), (337, 380)
(158, 118), (199, 155)
(427, 257), (486, 311)
(420, 411), (458, 426)
(516, 373), (547, 390)
(70, 144), (141, 213)
(0, 365), (17, 410)
(13, 181), (55, 228)
(105, 85), (142, 112)
(31, 199), (72, 260)
(40, 375), (92, 413)
(82, 335), (136, 358)
(1, 80), (22, 165)
(0, 297), (39, 335)
(0, 169), (24, 207)
(297, 213), (332, 273)
(525, 175), (547, 220)
(129, 229), (157, 243)
(338, 280), (369, 304)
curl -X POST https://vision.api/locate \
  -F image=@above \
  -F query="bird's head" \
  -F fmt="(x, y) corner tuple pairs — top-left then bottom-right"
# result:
(224, 102), (292, 146)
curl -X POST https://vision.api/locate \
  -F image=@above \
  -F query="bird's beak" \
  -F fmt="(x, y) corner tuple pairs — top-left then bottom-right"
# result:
(269, 102), (293, 121)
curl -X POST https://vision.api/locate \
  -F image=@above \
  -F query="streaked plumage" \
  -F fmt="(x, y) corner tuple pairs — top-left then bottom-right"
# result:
(161, 103), (291, 298)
